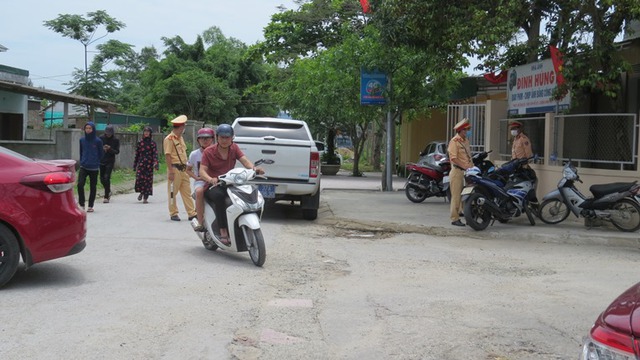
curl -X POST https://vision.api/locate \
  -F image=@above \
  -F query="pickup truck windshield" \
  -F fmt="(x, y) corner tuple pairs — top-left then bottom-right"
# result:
(234, 121), (310, 140)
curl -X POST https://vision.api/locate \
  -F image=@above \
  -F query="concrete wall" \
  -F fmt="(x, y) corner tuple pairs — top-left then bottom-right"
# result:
(0, 120), (205, 169)
(399, 108), (447, 164)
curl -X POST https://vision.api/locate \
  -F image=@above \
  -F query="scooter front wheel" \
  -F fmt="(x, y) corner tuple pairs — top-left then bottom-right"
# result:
(242, 225), (266, 267)
(538, 199), (570, 225)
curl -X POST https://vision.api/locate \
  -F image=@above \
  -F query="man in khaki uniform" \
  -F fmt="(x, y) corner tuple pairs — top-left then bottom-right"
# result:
(448, 119), (473, 226)
(510, 121), (533, 159)
(510, 120), (539, 206)
(163, 115), (197, 221)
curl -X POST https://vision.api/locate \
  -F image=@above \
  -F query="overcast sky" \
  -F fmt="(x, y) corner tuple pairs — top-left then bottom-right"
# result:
(0, 0), (298, 92)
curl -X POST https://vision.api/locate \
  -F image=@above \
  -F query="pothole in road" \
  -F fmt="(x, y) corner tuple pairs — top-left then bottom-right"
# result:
(336, 228), (395, 240)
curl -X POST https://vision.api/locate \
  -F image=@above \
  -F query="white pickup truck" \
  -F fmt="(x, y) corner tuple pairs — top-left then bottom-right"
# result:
(231, 117), (321, 220)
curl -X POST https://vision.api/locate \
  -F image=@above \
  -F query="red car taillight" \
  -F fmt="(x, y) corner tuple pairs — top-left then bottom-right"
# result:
(310, 151), (320, 178)
(20, 171), (75, 193)
(581, 323), (636, 359)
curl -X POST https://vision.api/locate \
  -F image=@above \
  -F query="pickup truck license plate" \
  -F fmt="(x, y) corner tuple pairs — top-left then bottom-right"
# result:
(258, 184), (276, 198)
(461, 187), (474, 195)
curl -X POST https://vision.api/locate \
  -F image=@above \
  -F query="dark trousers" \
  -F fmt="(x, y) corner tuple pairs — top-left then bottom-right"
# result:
(205, 186), (229, 229)
(100, 162), (115, 198)
(78, 167), (99, 208)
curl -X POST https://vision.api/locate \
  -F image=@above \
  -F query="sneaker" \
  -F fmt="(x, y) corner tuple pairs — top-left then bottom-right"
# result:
(171, 215), (181, 221)
(87, 208), (94, 213)
(451, 220), (465, 226)
(193, 225), (205, 232)
(103, 198), (110, 204)
(188, 215), (197, 221)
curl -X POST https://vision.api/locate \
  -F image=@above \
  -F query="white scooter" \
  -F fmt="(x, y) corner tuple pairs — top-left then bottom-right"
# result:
(191, 164), (268, 266)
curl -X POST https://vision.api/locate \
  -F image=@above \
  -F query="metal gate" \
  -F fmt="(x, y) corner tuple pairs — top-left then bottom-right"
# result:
(447, 104), (486, 152)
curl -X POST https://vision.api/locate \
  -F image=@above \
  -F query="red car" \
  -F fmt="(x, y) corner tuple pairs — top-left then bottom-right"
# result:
(581, 282), (640, 359)
(0, 146), (86, 287)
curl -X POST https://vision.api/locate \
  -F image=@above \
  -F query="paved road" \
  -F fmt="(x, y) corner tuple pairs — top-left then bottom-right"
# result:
(1, 171), (638, 359)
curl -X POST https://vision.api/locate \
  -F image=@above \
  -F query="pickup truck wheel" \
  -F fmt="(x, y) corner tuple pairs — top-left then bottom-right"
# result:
(302, 209), (318, 220)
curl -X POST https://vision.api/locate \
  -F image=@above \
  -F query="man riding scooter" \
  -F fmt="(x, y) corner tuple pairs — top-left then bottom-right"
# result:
(198, 124), (264, 245)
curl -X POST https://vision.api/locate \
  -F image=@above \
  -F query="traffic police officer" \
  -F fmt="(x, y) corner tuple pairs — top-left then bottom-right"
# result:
(510, 120), (539, 206)
(163, 115), (197, 221)
(448, 118), (473, 226)
(510, 121), (533, 159)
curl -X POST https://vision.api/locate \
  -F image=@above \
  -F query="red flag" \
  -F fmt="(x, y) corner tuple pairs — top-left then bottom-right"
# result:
(549, 45), (565, 86)
(359, 0), (370, 13)
(483, 70), (508, 84)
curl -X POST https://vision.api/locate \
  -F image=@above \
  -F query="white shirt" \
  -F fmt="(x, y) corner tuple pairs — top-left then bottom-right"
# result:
(188, 148), (205, 189)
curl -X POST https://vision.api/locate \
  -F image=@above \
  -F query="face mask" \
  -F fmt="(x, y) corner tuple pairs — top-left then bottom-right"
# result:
(511, 129), (519, 136)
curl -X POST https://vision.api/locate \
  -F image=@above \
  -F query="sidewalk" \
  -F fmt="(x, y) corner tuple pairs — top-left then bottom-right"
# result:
(321, 169), (405, 191)
(320, 171), (640, 248)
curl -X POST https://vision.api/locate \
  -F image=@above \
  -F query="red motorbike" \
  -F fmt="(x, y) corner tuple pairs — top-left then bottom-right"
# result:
(404, 151), (494, 203)
(404, 159), (452, 203)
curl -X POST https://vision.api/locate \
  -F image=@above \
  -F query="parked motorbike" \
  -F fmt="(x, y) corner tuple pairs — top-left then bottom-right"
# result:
(462, 156), (537, 230)
(404, 150), (494, 203)
(191, 163), (268, 266)
(538, 161), (640, 232)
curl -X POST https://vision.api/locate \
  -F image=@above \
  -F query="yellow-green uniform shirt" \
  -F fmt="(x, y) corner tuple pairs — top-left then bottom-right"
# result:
(447, 134), (472, 169)
(163, 133), (188, 165)
(512, 133), (533, 159)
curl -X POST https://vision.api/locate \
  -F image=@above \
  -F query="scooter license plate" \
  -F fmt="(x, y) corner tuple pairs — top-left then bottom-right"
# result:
(258, 184), (276, 198)
(443, 176), (449, 184)
(461, 187), (474, 195)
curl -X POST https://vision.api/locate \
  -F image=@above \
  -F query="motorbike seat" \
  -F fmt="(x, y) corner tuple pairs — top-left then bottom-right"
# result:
(589, 182), (637, 198)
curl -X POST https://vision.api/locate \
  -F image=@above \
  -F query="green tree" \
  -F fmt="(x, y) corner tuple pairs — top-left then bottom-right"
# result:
(258, 0), (462, 174)
(137, 28), (276, 123)
(370, 0), (640, 107)
(44, 10), (126, 92)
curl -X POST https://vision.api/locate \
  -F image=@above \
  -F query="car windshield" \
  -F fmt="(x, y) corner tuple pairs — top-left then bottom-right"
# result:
(234, 121), (309, 140)
(0, 146), (33, 162)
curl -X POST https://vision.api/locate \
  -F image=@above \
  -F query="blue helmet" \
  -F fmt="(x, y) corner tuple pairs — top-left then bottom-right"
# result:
(216, 124), (234, 137)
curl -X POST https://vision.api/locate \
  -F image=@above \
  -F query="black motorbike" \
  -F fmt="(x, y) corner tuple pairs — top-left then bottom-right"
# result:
(462, 156), (538, 230)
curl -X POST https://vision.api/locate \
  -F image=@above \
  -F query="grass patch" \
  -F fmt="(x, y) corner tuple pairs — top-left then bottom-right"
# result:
(340, 161), (376, 174)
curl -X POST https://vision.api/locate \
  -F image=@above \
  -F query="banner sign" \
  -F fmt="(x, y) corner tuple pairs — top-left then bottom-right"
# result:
(360, 69), (387, 105)
(507, 59), (570, 115)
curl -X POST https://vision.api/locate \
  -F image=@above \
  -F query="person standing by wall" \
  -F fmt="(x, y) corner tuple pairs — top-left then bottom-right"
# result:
(78, 121), (104, 213)
(163, 115), (197, 222)
(99, 125), (120, 203)
(447, 119), (473, 227)
(509, 120), (539, 207)
(134, 126), (159, 204)
(509, 121), (533, 159)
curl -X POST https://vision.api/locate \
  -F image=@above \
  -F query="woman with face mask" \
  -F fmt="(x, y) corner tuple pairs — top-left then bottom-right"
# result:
(509, 121), (533, 159)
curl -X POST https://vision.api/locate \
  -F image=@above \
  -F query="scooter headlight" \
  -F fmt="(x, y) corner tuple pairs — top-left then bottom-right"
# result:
(563, 166), (577, 180)
(234, 171), (248, 185)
